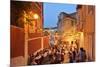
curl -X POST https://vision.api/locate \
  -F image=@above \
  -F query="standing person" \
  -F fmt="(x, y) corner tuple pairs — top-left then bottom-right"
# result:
(79, 48), (87, 62)
(54, 32), (59, 46)
(70, 41), (74, 51)
(54, 50), (61, 64)
(75, 48), (80, 62)
(50, 34), (55, 48)
(75, 40), (79, 51)
(64, 49), (70, 63)
(72, 50), (76, 62)
(71, 41), (77, 52)
(68, 51), (73, 63)
(61, 49), (65, 63)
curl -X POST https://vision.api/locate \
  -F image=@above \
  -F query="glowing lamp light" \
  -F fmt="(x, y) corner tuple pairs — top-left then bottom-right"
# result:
(33, 13), (39, 19)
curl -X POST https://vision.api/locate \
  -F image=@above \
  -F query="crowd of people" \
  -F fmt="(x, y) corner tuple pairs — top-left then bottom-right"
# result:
(28, 41), (87, 65)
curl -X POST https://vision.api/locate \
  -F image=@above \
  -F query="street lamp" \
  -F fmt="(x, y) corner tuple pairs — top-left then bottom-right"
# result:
(33, 13), (39, 19)
(33, 13), (40, 33)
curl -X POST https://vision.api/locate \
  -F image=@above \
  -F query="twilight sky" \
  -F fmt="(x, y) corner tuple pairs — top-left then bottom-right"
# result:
(43, 2), (77, 28)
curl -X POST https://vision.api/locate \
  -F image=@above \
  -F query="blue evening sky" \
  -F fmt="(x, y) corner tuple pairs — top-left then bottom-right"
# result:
(43, 2), (77, 28)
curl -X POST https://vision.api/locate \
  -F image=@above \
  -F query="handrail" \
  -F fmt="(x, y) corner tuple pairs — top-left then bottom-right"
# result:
(28, 35), (50, 41)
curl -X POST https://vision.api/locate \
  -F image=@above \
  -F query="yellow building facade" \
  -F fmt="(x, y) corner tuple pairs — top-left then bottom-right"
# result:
(57, 12), (77, 43)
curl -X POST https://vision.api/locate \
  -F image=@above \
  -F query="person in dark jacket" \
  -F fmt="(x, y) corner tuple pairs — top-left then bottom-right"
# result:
(79, 48), (87, 62)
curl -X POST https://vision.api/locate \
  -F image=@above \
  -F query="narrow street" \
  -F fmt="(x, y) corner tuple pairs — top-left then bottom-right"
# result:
(10, 1), (95, 66)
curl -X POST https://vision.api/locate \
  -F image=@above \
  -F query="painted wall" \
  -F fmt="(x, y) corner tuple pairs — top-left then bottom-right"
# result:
(10, 26), (25, 58)
(28, 38), (41, 55)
